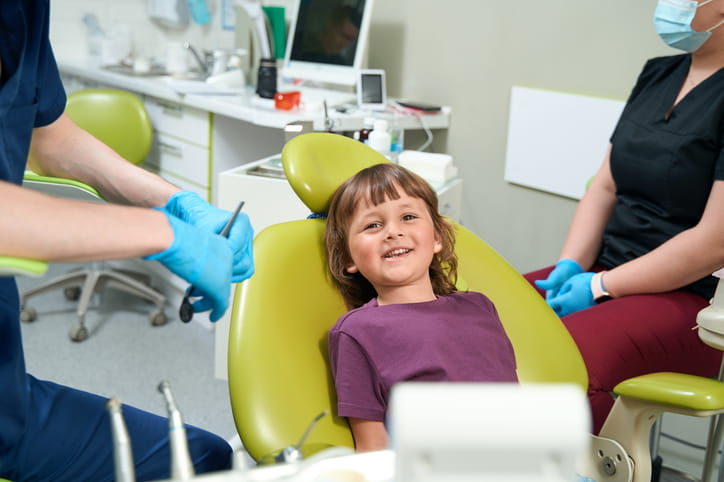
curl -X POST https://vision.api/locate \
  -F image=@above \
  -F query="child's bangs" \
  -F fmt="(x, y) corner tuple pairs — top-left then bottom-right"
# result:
(363, 168), (403, 206)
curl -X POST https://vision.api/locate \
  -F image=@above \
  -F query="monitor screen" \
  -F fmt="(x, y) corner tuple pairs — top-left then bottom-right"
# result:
(282, 0), (374, 87)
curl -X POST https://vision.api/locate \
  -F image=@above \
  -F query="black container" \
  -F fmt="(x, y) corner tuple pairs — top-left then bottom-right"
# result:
(256, 58), (277, 99)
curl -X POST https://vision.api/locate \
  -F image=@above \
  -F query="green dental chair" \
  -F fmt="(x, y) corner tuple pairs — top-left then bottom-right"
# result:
(227, 132), (724, 481)
(21, 88), (166, 342)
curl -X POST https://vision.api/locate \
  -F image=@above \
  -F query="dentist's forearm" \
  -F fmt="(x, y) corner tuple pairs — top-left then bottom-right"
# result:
(0, 181), (173, 262)
(28, 113), (179, 208)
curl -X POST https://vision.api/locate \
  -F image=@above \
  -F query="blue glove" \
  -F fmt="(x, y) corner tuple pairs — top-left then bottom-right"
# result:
(163, 191), (254, 283)
(535, 259), (583, 301)
(145, 209), (233, 322)
(547, 272), (595, 317)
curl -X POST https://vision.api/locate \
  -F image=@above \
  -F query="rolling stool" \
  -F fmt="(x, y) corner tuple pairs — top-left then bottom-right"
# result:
(20, 89), (168, 342)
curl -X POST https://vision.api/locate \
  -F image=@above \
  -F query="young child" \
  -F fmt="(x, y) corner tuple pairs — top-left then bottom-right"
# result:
(324, 163), (518, 452)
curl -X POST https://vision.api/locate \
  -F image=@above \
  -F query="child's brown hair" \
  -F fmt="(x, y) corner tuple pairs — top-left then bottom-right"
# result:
(324, 163), (458, 309)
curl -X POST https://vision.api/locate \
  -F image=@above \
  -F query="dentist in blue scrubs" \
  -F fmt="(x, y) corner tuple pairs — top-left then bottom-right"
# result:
(0, 1), (254, 480)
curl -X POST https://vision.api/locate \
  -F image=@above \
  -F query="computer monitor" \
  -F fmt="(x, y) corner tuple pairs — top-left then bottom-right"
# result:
(282, 0), (375, 88)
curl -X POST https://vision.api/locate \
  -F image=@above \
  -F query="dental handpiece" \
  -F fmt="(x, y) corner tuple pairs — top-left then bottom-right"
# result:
(158, 380), (195, 480)
(179, 200), (245, 323)
(275, 409), (329, 464)
(106, 398), (136, 482)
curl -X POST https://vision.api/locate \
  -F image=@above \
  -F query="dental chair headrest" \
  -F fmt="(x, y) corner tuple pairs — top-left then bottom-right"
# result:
(281, 132), (389, 214)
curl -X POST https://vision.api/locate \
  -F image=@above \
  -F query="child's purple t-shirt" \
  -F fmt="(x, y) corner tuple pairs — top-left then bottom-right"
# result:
(328, 291), (518, 422)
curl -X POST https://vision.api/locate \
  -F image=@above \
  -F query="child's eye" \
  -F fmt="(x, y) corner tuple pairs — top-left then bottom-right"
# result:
(402, 214), (418, 221)
(364, 222), (382, 230)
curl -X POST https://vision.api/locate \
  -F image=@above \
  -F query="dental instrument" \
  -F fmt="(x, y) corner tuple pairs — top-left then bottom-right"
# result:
(179, 200), (245, 323)
(106, 398), (136, 482)
(158, 380), (195, 479)
(275, 409), (329, 464)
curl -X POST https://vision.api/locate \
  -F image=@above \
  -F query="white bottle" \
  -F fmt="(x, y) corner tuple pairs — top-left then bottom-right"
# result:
(368, 119), (392, 159)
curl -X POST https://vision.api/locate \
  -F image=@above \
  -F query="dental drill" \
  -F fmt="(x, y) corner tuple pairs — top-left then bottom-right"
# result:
(158, 380), (195, 480)
(106, 398), (136, 482)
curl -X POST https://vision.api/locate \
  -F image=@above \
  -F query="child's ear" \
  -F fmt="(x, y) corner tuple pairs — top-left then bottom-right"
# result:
(345, 262), (359, 274)
(433, 233), (443, 254)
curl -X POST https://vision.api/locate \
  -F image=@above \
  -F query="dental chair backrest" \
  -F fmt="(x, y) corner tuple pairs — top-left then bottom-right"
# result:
(227, 133), (588, 463)
(64, 88), (153, 166)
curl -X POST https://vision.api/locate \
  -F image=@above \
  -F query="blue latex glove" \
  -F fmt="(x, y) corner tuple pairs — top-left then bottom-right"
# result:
(163, 191), (254, 283)
(535, 259), (583, 301)
(547, 272), (595, 317)
(145, 209), (233, 322)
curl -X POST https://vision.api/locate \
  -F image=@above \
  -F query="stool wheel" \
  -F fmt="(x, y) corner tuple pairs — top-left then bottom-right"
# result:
(64, 286), (81, 301)
(150, 310), (167, 327)
(69, 325), (89, 342)
(21, 307), (37, 323)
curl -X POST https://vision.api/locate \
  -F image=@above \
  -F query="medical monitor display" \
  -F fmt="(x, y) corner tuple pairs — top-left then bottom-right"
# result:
(357, 69), (386, 110)
(283, 0), (374, 87)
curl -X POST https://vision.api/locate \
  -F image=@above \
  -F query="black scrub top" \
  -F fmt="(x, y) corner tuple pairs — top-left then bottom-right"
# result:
(600, 54), (724, 299)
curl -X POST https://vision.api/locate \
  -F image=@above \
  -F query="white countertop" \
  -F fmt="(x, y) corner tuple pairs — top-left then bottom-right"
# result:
(59, 58), (451, 132)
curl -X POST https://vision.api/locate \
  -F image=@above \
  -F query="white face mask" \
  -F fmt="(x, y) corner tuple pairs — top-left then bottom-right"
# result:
(654, 0), (724, 52)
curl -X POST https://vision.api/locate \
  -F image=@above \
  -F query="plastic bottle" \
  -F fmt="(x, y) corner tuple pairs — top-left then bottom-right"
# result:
(368, 119), (391, 159)
(389, 122), (404, 163)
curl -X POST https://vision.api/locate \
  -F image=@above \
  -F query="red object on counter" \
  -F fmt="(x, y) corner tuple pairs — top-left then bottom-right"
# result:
(275, 91), (301, 110)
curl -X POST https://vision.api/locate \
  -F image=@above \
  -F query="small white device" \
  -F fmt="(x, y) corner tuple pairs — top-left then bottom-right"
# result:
(357, 69), (386, 111)
(389, 382), (591, 482)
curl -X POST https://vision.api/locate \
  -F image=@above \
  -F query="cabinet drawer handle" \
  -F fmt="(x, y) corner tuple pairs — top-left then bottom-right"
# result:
(156, 101), (184, 117)
(159, 142), (183, 157)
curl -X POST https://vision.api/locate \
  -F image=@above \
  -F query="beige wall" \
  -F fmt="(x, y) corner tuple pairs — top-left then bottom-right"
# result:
(369, 0), (672, 272)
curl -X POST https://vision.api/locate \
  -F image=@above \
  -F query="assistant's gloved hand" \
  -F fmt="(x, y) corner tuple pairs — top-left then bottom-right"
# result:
(144, 209), (233, 322)
(163, 191), (254, 283)
(534, 259), (583, 301)
(547, 272), (595, 317)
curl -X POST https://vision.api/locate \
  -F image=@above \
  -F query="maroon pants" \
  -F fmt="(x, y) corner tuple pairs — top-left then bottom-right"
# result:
(523, 265), (722, 434)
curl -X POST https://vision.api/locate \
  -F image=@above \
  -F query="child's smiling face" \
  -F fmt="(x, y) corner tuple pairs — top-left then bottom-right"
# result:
(345, 183), (442, 304)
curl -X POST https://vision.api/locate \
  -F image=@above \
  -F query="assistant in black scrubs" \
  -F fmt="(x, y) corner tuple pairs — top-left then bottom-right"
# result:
(524, 0), (724, 434)
(603, 54), (724, 299)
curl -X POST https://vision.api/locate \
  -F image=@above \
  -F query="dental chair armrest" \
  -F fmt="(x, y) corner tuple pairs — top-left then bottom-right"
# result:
(0, 256), (48, 277)
(613, 372), (724, 413)
(587, 373), (724, 482)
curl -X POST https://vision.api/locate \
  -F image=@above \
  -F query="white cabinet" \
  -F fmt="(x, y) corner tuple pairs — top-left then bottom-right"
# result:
(144, 97), (210, 147)
(217, 156), (311, 234)
(142, 98), (212, 201)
